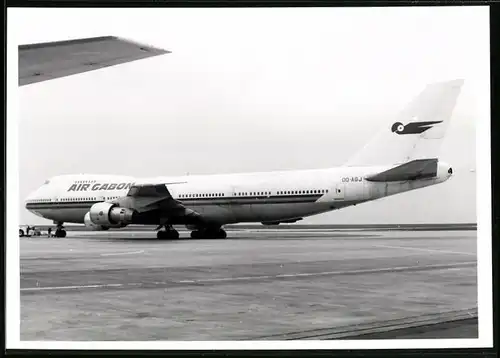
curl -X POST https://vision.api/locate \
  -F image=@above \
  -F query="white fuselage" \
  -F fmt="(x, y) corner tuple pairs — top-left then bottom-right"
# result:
(24, 162), (452, 227)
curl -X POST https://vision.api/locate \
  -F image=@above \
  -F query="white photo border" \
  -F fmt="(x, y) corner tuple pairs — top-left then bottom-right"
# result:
(5, 5), (493, 350)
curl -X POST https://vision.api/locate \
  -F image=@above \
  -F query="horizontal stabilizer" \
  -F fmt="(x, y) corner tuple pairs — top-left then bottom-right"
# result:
(365, 158), (438, 182)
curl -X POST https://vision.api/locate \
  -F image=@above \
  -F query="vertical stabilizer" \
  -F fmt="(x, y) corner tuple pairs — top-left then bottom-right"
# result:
(344, 79), (464, 167)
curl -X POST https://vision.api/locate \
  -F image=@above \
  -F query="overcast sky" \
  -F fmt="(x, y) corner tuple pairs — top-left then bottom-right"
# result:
(10, 6), (488, 225)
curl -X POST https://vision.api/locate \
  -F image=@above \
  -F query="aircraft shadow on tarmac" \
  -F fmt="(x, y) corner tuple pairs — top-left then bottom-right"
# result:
(68, 232), (383, 242)
(24, 229), (475, 243)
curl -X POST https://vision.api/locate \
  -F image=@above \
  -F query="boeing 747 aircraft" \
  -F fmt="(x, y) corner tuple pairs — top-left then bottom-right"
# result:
(24, 79), (463, 240)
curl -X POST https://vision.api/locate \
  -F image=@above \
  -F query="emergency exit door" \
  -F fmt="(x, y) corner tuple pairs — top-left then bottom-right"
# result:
(333, 184), (345, 200)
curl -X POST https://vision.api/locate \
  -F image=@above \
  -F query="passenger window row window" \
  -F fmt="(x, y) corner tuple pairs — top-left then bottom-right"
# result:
(179, 193), (225, 198)
(52, 197), (122, 202)
(237, 192), (271, 196)
(74, 180), (97, 184)
(278, 189), (328, 195)
(177, 190), (328, 199)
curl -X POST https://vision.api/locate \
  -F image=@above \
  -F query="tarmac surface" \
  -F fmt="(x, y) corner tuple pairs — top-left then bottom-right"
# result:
(20, 228), (478, 341)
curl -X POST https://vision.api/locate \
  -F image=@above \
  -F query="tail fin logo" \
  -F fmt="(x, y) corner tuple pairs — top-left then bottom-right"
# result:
(391, 120), (443, 135)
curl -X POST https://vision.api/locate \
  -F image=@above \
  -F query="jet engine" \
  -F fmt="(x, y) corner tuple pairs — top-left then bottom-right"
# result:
(88, 202), (135, 227)
(84, 212), (110, 231)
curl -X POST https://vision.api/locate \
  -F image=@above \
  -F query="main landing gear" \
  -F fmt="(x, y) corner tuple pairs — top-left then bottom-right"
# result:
(190, 228), (227, 240)
(54, 222), (66, 238)
(155, 223), (227, 240)
(156, 225), (180, 240)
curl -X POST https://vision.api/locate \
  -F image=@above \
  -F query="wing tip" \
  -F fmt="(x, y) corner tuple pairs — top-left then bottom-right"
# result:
(115, 36), (171, 55)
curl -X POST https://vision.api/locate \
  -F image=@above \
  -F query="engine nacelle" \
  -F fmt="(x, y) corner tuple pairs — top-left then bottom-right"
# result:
(89, 202), (135, 227)
(84, 212), (109, 231)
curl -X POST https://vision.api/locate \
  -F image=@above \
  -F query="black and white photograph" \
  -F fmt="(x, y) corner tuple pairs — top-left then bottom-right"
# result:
(6, 5), (493, 351)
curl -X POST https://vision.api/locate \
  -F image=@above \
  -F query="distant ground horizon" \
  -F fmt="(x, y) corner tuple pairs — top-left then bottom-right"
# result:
(19, 222), (478, 231)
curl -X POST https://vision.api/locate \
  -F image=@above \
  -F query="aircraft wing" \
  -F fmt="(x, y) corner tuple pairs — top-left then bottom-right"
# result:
(19, 36), (170, 86)
(115, 183), (203, 222)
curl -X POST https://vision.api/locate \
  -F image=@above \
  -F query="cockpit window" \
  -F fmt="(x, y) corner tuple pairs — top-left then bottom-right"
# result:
(44, 180), (50, 185)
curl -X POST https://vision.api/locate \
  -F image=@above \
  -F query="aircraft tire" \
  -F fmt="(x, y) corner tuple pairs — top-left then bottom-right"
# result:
(157, 230), (179, 240)
(190, 230), (213, 240)
(217, 229), (227, 239)
(191, 229), (226, 240)
(19, 229), (25, 237)
(55, 229), (66, 238)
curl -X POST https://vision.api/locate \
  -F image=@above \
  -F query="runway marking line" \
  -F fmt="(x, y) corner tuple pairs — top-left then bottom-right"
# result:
(100, 250), (144, 257)
(178, 261), (476, 284)
(374, 244), (476, 257)
(21, 261), (476, 292)
(22, 250), (146, 260)
(21, 283), (125, 291)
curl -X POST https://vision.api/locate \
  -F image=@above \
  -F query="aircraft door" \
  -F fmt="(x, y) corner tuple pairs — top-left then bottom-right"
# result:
(332, 183), (345, 201)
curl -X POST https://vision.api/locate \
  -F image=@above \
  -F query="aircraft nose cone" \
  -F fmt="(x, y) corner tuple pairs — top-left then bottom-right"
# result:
(25, 189), (39, 208)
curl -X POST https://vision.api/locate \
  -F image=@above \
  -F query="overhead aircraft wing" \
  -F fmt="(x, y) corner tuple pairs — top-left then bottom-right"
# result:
(19, 36), (170, 86)
(116, 183), (202, 222)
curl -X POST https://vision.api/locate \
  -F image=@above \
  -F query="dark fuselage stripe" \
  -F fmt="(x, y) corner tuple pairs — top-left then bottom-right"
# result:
(25, 194), (323, 210)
